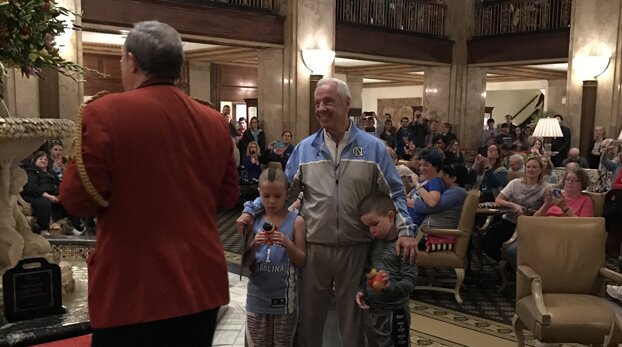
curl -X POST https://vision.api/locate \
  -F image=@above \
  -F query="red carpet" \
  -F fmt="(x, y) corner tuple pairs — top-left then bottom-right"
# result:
(32, 334), (91, 347)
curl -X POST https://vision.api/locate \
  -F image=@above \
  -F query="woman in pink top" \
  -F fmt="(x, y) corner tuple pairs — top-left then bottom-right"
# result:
(507, 167), (593, 270)
(534, 167), (593, 217)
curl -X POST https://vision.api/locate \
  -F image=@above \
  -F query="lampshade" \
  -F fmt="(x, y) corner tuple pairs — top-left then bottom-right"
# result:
(533, 117), (563, 137)
(301, 49), (335, 74)
(618, 129), (622, 141)
(573, 56), (611, 80)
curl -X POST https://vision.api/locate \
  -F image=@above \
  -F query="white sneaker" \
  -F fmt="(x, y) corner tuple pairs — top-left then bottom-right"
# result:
(607, 285), (622, 301)
(71, 228), (84, 236)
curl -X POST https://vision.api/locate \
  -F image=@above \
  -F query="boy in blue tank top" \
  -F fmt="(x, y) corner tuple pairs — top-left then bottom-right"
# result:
(245, 167), (306, 346)
(356, 192), (418, 347)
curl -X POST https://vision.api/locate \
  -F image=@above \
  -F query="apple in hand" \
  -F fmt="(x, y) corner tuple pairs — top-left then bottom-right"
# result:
(366, 269), (388, 292)
(366, 268), (378, 279)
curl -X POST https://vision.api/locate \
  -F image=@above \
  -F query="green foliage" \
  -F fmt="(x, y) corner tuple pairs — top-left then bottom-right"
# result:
(0, 0), (88, 79)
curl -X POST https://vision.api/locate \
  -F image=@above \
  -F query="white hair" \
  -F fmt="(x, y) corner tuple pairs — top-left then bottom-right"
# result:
(316, 78), (351, 100)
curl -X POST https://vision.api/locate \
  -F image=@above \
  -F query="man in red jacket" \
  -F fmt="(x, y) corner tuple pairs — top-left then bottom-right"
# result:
(60, 21), (239, 346)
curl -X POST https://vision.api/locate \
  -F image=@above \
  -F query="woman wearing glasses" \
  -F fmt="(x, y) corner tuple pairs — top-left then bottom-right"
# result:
(533, 167), (593, 218)
(505, 167), (593, 270)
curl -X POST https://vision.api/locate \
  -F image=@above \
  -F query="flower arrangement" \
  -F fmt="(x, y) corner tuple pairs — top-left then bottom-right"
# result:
(0, 0), (87, 79)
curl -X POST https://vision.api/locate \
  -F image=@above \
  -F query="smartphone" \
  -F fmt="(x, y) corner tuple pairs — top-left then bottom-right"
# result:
(274, 141), (285, 149)
(552, 188), (562, 199)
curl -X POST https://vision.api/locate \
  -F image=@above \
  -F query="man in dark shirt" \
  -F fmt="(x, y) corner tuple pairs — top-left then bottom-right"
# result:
(495, 123), (513, 147)
(396, 117), (415, 159)
(409, 111), (428, 149)
(551, 114), (572, 167)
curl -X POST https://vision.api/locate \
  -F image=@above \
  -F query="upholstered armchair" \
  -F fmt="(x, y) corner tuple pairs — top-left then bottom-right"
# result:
(414, 190), (479, 304)
(512, 216), (622, 346)
(604, 313), (622, 347)
(497, 192), (606, 292)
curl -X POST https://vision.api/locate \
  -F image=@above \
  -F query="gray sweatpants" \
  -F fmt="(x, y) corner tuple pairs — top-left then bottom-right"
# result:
(364, 306), (411, 347)
(297, 243), (369, 347)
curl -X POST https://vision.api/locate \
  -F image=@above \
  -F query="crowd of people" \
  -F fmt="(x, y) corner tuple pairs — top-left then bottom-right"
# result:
(14, 19), (622, 347)
(19, 140), (95, 236)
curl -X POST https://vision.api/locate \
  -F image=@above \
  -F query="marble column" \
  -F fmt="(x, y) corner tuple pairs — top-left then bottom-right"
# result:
(274, 0), (336, 143)
(346, 74), (364, 110)
(188, 61), (211, 102)
(423, 0), (486, 150)
(258, 48), (286, 143)
(566, 0), (622, 146)
(3, 70), (39, 118)
(546, 79), (566, 116)
(56, 0), (83, 122)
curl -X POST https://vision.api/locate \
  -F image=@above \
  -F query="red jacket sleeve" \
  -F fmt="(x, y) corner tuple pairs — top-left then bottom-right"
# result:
(59, 106), (112, 217)
(217, 135), (240, 210)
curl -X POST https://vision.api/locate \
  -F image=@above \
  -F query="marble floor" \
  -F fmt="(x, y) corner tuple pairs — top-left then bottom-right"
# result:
(213, 272), (566, 347)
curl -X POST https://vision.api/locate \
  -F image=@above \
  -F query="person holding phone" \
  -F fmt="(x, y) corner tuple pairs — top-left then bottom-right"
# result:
(260, 131), (295, 169)
(533, 167), (593, 217)
(482, 156), (547, 262)
(501, 167), (594, 270)
(242, 141), (262, 182)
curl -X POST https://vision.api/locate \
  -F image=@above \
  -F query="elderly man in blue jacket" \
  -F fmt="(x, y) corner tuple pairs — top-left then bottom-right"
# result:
(237, 78), (417, 347)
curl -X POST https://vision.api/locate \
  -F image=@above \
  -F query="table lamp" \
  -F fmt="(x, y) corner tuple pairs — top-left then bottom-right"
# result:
(532, 117), (563, 155)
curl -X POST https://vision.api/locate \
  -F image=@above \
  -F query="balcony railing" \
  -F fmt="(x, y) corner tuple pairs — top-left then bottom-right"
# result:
(337, 0), (446, 37)
(474, 0), (571, 37)
(171, 0), (275, 12)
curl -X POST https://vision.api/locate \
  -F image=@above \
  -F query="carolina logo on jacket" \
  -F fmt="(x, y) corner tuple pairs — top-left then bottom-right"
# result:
(352, 146), (364, 157)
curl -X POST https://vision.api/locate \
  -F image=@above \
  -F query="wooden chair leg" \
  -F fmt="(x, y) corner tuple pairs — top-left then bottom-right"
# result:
(513, 314), (525, 347)
(497, 260), (508, 293)
(454, 268), (465, 304)
(604, 313), (622, 347)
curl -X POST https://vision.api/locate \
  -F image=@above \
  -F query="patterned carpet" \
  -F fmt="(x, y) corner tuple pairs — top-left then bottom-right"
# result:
(216, 206), (620, 331)
(413, 255), (620, 326)
(218, 206), (245, 255)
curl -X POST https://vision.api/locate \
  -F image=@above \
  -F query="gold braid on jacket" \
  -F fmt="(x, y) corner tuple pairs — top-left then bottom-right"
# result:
(74, 90), (110, 208)
(75, 91), (217, 208)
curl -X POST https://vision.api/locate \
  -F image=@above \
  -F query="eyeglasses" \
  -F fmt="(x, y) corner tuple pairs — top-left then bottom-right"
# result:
(565, 178), (580, 183)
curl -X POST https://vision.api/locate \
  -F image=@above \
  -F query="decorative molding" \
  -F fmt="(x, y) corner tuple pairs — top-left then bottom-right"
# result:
(0, 118), (74, 139)
(83, 42), (122, 56)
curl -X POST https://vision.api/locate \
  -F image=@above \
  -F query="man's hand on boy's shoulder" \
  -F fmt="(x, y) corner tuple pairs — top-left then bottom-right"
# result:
(396, 236), (418, 264)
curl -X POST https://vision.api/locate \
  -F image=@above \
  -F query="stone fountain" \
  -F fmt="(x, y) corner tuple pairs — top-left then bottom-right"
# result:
(0, 110), (77, 301)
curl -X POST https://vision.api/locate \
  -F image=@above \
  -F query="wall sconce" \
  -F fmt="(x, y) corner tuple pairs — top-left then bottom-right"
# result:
(533, 117), (563, 155)
(301, 49), (335, 74)
(573, 55), (611, 80)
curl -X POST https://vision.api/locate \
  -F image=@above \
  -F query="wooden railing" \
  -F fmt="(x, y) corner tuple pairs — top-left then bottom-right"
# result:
(474, 0), (571, 37)
(172, 0), (275, 12)
(337, 0), (446, 37)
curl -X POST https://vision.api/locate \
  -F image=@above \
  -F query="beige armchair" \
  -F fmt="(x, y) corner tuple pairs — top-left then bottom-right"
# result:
(604, 313), (622, 347)
(414, 190), (479, 304)
(497, 191), (606, 292)
(512, 216), (622, 346)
